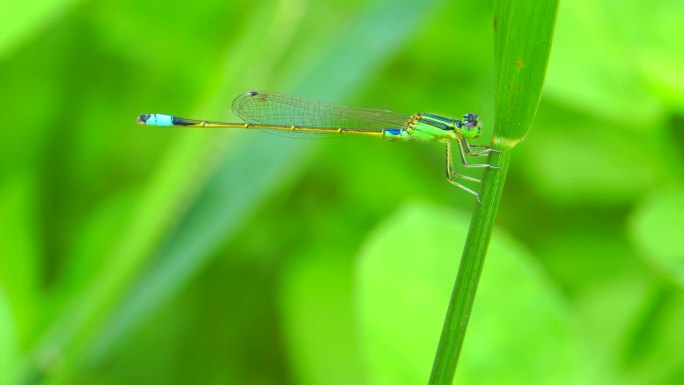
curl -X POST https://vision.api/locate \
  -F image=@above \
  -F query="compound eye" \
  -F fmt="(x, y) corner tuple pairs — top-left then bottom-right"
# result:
(461, 113), (477, 127)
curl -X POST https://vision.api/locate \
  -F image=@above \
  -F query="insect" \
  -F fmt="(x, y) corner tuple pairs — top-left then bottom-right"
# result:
(138, 91), (497, 202)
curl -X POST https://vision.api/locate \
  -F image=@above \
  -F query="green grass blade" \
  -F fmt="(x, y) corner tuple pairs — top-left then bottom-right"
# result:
(428, 1), (559, 384)
(493, 0), (559, 144)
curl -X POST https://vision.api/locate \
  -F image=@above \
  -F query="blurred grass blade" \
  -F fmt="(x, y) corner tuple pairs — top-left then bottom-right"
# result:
(0, 174), (40, 344)
(18, 2), (289, 383)
(429, 1), (558, 384)
(87, 0), (444, 369)
(0, 0), (79, 59)
(89, 136), (311, 363)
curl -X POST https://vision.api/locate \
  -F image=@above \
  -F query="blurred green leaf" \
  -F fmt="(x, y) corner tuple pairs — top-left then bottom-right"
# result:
(617, 286), (684, 384)
(552, 254), (652, 383)
(519, 108), (663, 205)
(628, 187), (684, 285)
(0, 0), (79, 58)
(545, 0), (684, 125)
(279, 251), (367, 385)
(0, 288), (16, 385)
(357, 202), (589, 385)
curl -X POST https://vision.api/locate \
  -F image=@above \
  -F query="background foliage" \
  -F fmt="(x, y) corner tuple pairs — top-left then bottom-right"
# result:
(0, 0), (683, 384)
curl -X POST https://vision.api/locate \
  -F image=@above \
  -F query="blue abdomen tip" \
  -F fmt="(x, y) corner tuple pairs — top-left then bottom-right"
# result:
(147, 114), (174, 126)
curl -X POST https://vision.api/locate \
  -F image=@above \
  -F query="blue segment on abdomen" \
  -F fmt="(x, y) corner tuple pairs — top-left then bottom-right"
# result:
(148, 114), (174, 126)
(384, 128), (411, 141)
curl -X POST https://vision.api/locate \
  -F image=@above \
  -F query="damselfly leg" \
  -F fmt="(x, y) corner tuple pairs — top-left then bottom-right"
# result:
(446, 138), (499, 203)
(445, 141), (483, 203)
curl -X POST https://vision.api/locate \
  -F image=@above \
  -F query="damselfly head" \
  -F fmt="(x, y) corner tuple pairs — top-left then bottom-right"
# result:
(457, 113), (481, 138)
(463, 113), (478, 127)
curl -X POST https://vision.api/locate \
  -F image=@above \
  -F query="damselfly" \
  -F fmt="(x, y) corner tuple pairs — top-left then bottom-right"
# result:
(138, 91), (497, 202)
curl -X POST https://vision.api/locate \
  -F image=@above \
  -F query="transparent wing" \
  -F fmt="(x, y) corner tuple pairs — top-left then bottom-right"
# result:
(231, 91), (412, 131)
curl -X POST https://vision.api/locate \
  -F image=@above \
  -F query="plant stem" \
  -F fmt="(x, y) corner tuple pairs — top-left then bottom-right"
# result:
(427, 143), (512, 385)
(428, 0), (558, 381)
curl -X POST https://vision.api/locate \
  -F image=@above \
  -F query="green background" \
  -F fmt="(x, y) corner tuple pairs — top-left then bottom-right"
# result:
(1, 0), (683, 384)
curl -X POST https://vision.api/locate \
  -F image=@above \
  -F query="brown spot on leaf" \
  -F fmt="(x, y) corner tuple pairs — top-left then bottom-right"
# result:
(493, 18), (497, 29)
(515, 59), (523, 69)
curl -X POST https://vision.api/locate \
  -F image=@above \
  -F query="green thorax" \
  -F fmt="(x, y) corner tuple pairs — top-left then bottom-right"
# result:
(412, 113), (480, 140)
(383, 113), (481, 142)
(409, 113), (456, 141)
